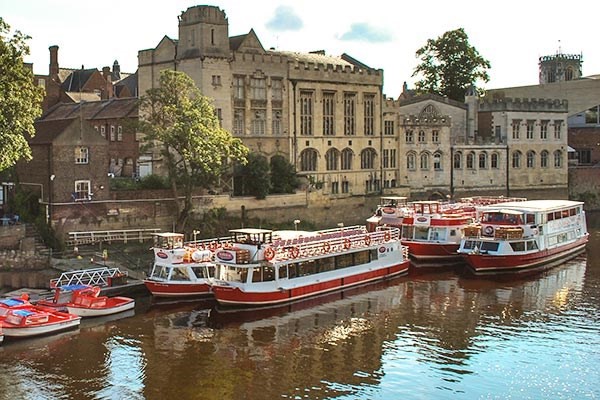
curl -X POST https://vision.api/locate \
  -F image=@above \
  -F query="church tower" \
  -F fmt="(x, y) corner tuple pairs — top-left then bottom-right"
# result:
(539, 49), (583, 84)
(177, 5), (230, 59)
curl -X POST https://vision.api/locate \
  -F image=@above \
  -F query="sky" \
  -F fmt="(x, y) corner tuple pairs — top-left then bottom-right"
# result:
(3, 0), (599, 99)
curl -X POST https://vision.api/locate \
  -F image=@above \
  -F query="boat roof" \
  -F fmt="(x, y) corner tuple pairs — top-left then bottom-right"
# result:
(480, 200), (583, 213)
(381, 196), (408, 200)
(229, 228), (273, 235)
(273, 230), (313, 240)
(154, 232), (183, 238)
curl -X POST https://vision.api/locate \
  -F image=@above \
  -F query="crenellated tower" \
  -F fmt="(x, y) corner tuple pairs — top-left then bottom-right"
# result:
(539, 50), (583, 84)
(177, 5), (230, 59)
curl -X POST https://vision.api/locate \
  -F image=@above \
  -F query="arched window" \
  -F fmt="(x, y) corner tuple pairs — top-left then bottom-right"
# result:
(407, 152), (416, 170)
(360, 148), (377, 169)
(491, 153), (499, 169)
(512, 150), (522, 168)
(300, 148), (318, 172)
(540, 150), (549, 168)
(418, 130), (426, 143)
(527, 150), (536, 168)
(554, 150), (563, 168)
(433, 152), (442, 170)
(325, 148), (340, 171)
(341, 148), (353, 170)
(420, 152), (429, 170)
(453, 152), (462, 169)
(479, 152), (487, 169)
(466, 152), (475, 169)
(565, 66), (573, 81)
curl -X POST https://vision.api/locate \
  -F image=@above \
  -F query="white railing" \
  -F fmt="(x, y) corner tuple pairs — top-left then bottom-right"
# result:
(67, 228), (161, 246)
(50, 267), (127, 288)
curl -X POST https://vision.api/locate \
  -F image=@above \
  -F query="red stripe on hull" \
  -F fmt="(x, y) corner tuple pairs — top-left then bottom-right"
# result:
(403, 241), (462, 265)
(212, 261), (410, 306)
(143, 281), (212, 297)
(464, 236), (588, 275)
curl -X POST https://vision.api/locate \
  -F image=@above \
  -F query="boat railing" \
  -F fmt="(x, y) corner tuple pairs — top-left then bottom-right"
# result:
(50, 267), (127, 288)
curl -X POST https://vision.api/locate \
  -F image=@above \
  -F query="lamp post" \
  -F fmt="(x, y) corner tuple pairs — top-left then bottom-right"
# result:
(294, 219), (300, 231)
(193, 230), (200, 243)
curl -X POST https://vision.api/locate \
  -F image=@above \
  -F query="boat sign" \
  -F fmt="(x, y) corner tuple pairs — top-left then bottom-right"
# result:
(156, 251), (168, 259)
(217, 251), (234, 261)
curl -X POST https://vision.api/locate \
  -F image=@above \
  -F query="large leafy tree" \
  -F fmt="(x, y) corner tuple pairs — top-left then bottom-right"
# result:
(412, 28), (490, 102)
(139, 70), (248, 230)
(234, 152), (271, 199)
(0, 18), (44, 171)
(270, 154), (299, 194)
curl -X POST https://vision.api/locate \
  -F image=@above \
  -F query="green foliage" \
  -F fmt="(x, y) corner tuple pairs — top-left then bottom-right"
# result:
(0, 18), (44, 171)
(270, 155), (299, 194)
(412, 28), (490, 102)
(109, 174), (170, 191)
(138, 70), (249, 230)
(234, 153), (271, 199)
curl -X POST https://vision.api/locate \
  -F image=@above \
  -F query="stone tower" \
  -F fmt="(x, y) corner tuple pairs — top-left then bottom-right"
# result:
(539, 51), (583, 84)
(177, 5), (230, 59)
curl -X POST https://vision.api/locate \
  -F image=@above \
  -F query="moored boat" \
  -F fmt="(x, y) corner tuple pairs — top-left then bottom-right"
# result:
(143, 232), (216, 297)
(210, 225), (410, 307)
(37, 285), (135, 317)
(0, 306), (81, 338)
(457, 200), (589, 275)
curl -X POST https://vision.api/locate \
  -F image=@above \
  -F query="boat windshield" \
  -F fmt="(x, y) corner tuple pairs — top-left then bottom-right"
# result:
(190, 265), (214, 279)
(481, 212), (522, 225)
(219, 265), (248, 283)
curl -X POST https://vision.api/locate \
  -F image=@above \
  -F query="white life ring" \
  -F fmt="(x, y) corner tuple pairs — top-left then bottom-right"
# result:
(484, 226), (494, 236)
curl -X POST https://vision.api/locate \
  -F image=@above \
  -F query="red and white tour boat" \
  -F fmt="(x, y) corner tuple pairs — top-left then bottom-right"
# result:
(0, 305), (81, 338)
(38, 285), (135, 317)
(210, 225), (410, 307)
(144, 232), (216, 297)
(457, 200), (589, 275)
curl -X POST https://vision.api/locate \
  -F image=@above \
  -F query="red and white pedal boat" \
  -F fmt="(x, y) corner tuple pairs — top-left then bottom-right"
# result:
(37, 285), (135, 317)
(210, 225), (410, 307)
(0, 305), (81, 338)
(457, 200), (589, 275)
(144, 232), (216, 297)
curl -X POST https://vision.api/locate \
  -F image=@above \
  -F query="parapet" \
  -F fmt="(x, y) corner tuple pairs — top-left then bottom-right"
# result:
(478, 97), (569, 112)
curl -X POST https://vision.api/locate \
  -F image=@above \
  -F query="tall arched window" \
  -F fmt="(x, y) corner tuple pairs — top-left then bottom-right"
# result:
(420, 152), (430, 170)
(554, 150), (563, 168)
(453, 152), (462, 169)
(540, 150), (549, 168)
(491, 153), (499, 169)
(527, 150), (536, 168)
(512, 150), (522, 168)
(360, 148), (377, 169)
(479, 152), (488, 169)
(341, 148), (353, 170)
(433, 152), (442, 170)
(407, 152), (416, 170)
(325, 148), (340, 171)
(300, 148), (318, 172)
(466, 152), (475, 169)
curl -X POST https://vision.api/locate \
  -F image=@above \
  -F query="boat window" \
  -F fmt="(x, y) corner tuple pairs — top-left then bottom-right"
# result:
(415, 227), (428, 240)
(252, 266), (275, 282)
(370, 249), (378, 260)
(570, 208), (577, 216)
(547, 213), (554, 221)
(480, 242), (499, 252)
(315, 257), (335, 273)
(450, 229), (457, 237)
(554, 211), (562, 220)
(336, 253), (354, 269)
(171, 268), (191, 281)
(431, 228), (446, 241)
(526, 240), (539, 251)
(463, 240), (479, 250)
(401, 225), (414, 239)
(156, 266), (169, 279)
(510, 242), (525, 252)
(526, 214), (535, 224)
(220, 265), (248, 283)
(557, 233), (568, 243)
(278, 265), (288, 279)
(190, 266), (209, 279)
(562, 210), (569, 218)
(353, 250), (370, 265)
(298, 260), (317, 277)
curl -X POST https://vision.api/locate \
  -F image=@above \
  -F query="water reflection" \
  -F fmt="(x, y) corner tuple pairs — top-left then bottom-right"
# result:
(0, 239), (599, 399)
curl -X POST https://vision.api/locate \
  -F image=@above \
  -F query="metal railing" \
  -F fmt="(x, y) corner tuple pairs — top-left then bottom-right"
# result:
(66, 228), (161, 246)
(50, 267), (127, 288)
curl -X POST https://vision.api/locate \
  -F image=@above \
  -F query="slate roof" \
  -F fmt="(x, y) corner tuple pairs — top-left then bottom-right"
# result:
(29, 118), (77, 144)
(61, 68), (99, 92)
(40, 98), (139, 121)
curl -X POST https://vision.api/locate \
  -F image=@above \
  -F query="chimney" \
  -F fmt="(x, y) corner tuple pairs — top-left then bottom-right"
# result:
(49, 45), (59, 81)
(102, 66), (111, 80)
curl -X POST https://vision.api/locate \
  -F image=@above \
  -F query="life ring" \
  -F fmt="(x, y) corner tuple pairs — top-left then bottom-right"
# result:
(209, 241), (218, 251)
(384, 231), (391, 242)
(484, 226), (494, 236)
(290, 246), (300, 259)
(222, 242), (232, 249)
(343, 238), (351, 250)
(322, 241), (331, 253)
(364, 235), (371, 246)
(264, 247), (275, 261)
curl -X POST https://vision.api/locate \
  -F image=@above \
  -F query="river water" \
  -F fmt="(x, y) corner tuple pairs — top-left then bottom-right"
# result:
(1, 216), (599, 400)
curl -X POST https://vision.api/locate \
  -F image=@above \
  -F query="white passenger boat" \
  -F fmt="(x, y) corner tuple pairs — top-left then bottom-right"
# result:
(210, 226), (410, 307)
(457, 200), (589, 275)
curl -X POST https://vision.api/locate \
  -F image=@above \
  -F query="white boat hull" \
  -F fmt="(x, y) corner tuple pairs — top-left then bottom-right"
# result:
(2, 318), (81, 337)
(66, 298), (135, 317)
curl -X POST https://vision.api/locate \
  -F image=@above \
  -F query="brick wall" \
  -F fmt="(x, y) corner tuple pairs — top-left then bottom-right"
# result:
(569, 167), (600, 210)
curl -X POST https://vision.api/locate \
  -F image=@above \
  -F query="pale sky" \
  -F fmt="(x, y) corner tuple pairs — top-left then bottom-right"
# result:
(3, 0), (598, 99)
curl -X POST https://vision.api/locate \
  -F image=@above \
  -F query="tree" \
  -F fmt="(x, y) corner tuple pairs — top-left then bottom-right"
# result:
(0, 18), (44, 171)
(270, 154), (299, 194)
(412, 28), (490, 102)
(139, 70), (248, 230)
(234, 153), (271, 199)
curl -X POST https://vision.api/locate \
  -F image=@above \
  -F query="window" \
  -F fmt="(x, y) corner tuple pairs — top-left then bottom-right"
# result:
(252, 110), (266, 135)
(341, 148), (353, 170)
(75, 147), (89, 164)
(540, 121), (549, 139)
(540, 150), (549, 168)
(432, 130), (439, 143)
(527, 150), (536, 168)
(233, 76), (245, 100)
(215, 108), (223, 126)
(420, 152), (429, 170)
(405, 129), (414, 143)
(466, 152), (475, 169)
(341, 180), (349, 193)
(554, 120), (562, 139)
(211, 75), (221, 86)
(554, 150), (563, 168)
(512, 120), (521, 139)
(364, 94), (375, 136)
(117, 126), (123, 141)
(383, 149), (396, 168)
(433, 152), (442, 170)
(577, 149), (592, 165)
(100, 125), (106, 137)
(344, 93), (356, 135)
(272, 110), (282, 135)
(491, 153), (499, 169)
(300, 91), (313, 136)
(37, 78), (45, 87)
(453, 152), (462, 169)
(512, 150), (522, 168)
(300, 149), (318, 171)
(251, 78), (266, 100)
(360, 148), (376, 169)
(331, 181), (339, 194)
(74, 180), (90, 201)
(110, 125), (116, 141)
(325, 148), (339, 171)
(526, 121), (534, 139)
(407, 152), (416, 170)
(271, 78), (283, 101)
(323, 92), (335, 136)
(479, 152), (487, 169)
(384, 120), (394, 136)
(418, 130), (426, 143)
(233, 109), (245, 135)
(565, 67), (573, 81)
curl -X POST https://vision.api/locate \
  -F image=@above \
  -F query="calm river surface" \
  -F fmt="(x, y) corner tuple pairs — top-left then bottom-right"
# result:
(2, 215), (600, 400)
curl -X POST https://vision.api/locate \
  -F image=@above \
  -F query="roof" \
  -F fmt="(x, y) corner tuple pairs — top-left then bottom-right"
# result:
(481, 200), (584, 213)
(61, 68), (99, 92)
(29, 118), (77, 144)
(274, 50), (355, 68)
(41, 98), (139, 121)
